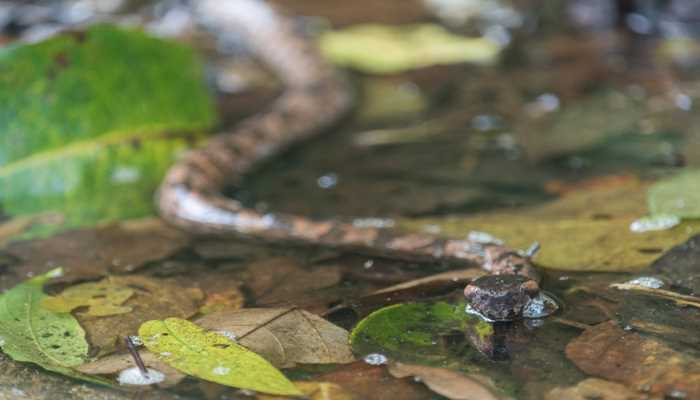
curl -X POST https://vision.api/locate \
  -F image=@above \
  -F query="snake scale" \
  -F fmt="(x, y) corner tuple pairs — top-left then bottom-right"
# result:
(156, 0), (541, 302)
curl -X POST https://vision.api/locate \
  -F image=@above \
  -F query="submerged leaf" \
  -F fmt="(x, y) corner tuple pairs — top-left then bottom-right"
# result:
(388, 362), (505, 400)
(0, 268), (89, 379)
(257, 381), (353, 400)
(648, 169), (700, 218)
(139, 318), (302, 396)
(42, 280), (134, 317)
(196, 308), (354, 368)
(320, 24), (500, 74)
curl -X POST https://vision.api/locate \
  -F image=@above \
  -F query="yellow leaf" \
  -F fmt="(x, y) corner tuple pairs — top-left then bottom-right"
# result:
(139, 318), (302, 396)
(42, 279), (134, 317)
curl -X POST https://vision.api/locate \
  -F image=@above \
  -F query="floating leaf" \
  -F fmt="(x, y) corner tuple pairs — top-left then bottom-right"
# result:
(42, 280), (134, 317)
(319, 24), (500, 74)
(0, 25), (215, 227)
(139, 318), (302, 396)
(648, 169), (700, 218)
(196, 308), (354, 368)
(0, 268), (92, 380)
(350, 301), (485, 361)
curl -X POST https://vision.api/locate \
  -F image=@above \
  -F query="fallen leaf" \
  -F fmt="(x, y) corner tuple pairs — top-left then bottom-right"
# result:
(42, 279), (134, 317)
(400, 184), (700, 271)
(565, 321), (700, 398)
(651, 233), (700, 294)
(350, 301), (485, 360)
(139, 318), (302, 396)
(388, 362), (504, 400)
(648, 169), (700, 218)
(196, 308), (354, 368)
(319, 24), (501, 74)
(76, 350), (186, 387)
(318, 361), (431, 400)
(242, 257), (342, 308)
(0, 25), (215, 227)
(0, 268), (99, 382)
(609, 283), (700, 309)
(0, 218), (189, 290)
(77, 275), (203, 355)
(0, 213), (63, 246)
(545, 378), (647, 400)
(257, 381), (352, 400)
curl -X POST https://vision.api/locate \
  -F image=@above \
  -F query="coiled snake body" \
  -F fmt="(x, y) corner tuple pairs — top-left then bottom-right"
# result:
(157, 0), (542, 319)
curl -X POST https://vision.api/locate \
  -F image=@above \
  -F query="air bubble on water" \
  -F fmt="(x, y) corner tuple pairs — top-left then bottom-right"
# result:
(363, 353), (388, 365)
(128, 335), (143, 346)
(363, 260), (374, 269)
(317, 173), (338, 189)
(214, 330), (238, 342)
(623, 276), (664, 289)
(352, 218), (395, 229)
(536, 93), (560, 112)
(467, 231), (504, 245)
(629, 214), (680, 233)
(118, 367), (165, 386)
(523, 292), (559, 319)
(212, 366), (231, 375)
(675, 93), (693, 111)
(668, 389), (688, 399)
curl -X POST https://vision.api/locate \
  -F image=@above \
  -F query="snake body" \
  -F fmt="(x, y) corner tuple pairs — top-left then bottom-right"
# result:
(157, 0), (539, 284)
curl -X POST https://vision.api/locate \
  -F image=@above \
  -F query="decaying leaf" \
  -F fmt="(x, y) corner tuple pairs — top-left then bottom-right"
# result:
(565, 321), (700, 398)
(319, 24), (501, 74)
(400, 184), (700, 271)
(318, 361), (433, 400)
(196, 308), (354, 368)
(241, 257), (342, 308)
(257, 381), (352, 400)
(545, 378), (646, 400)
(648, 169), (700, 218)
(388, 362), (505, 400)
(76, 350), (185, 388)
(0, 218), (189, 290)
(42, 279), (134, 317)
(0, 268), (94, 381)
(77, 275), (203, 355)
(139, 318), (302, 396)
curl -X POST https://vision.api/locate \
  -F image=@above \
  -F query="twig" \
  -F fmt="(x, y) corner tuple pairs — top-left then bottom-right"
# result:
(125, 336), (148, 377)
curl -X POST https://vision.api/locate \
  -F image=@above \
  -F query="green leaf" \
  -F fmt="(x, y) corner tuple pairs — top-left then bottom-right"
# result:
(350, 301), (485, 361)
(319, 24), (501, 74)
(0, 25), (215, 228)
(42, 279), (134, 317)
(139, 318), (303, 396)
(0, 268), (90, 378)
(648, 169), (700, 218)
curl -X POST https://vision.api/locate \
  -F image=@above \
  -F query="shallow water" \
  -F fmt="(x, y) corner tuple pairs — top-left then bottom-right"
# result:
(1, 0), (700, 399)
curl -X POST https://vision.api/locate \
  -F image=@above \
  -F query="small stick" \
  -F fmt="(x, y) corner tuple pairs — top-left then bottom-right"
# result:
(125, 336), (149, 377)
(238, 307), (298, 341)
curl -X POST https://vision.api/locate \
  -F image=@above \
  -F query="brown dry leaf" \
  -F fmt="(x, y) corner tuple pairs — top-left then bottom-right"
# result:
(545, 378), (649, 400)
(1, 218), (188, 289)
(387, 362), (505, 400)
(76, 350), (186, 387)
(79, 275), (203, 355)
(257, 381), (352, 400)
(400, 184), (700, 271)
(565, 321), (700, 398)
(196, 308), (354, 368)
(242, 257), (342, 308)
(318, 361), (431, 400)
(199, 284), (246, 315)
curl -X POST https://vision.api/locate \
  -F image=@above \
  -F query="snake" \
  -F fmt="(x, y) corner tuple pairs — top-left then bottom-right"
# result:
(156, 0), (549, 320)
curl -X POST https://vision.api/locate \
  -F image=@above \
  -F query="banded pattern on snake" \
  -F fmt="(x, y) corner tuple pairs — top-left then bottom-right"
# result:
(156, 0), (541, 305)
